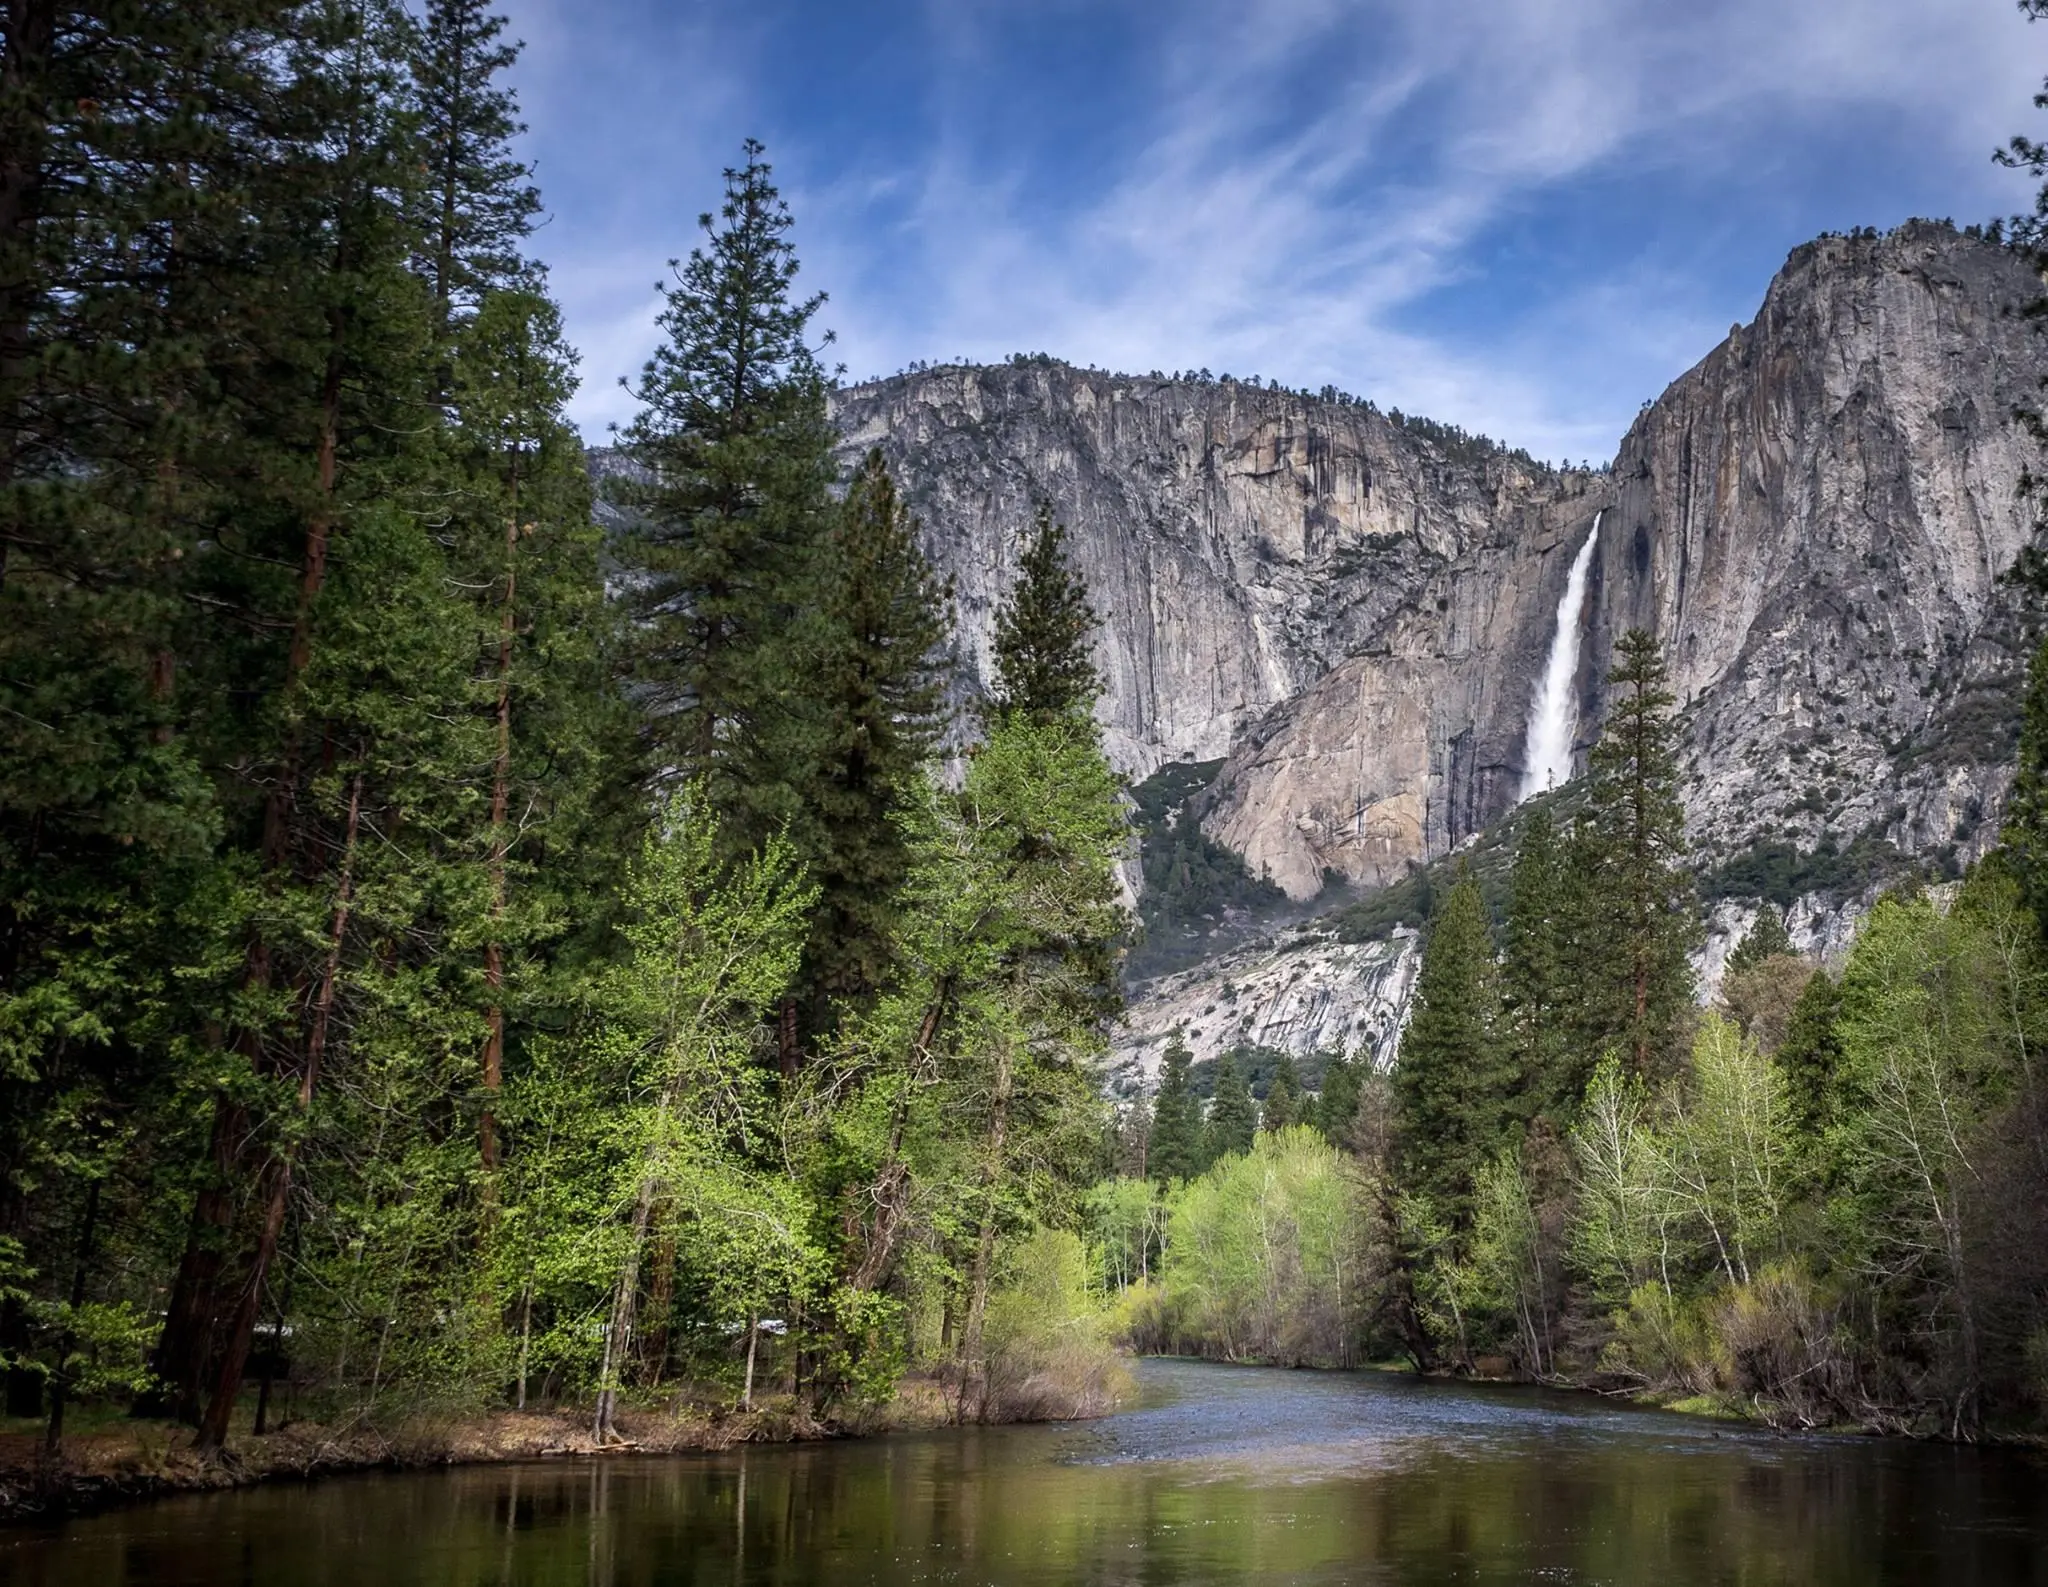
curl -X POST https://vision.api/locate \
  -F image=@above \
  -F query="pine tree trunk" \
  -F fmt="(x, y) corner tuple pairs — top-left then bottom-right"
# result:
(144, 1085), (243, 1422)
(480, 465), (518, 1180)
(154, 325), (347, 1418)
(197, 776), (362, 1452)
(0, 0), (56, 583)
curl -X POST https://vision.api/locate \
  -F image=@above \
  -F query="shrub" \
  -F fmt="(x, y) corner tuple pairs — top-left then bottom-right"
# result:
(982, 1229), (1129, 1421)
(1710, 1263), (1840, 1427)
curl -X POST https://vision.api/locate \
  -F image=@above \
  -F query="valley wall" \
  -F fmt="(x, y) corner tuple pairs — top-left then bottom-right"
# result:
(819, 223), (2047, 1074)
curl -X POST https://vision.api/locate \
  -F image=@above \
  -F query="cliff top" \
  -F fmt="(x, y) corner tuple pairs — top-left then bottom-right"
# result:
(834, 353), (1567, 478)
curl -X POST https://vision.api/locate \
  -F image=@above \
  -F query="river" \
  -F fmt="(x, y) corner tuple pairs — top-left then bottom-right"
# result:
(4, 1359), (2045, 1584)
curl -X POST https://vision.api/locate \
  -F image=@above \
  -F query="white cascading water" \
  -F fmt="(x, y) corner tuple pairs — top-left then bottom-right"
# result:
(1518, 510), (1603, 800)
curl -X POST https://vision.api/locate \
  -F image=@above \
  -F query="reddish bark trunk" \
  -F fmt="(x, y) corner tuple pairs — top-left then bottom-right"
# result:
(197, 777), (361, 1451)
(479, 492), (516, 1176)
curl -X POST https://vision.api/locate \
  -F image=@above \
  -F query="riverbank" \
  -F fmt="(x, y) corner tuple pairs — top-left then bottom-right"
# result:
(1167, 1352), (2048, 1446)
(0, 1355), (1140, 1526)
(0, 1384), (960, 1525)
(13, 1359), (2044, 1587)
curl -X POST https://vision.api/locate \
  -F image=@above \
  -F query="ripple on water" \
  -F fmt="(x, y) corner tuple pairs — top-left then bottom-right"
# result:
(1062, 1357), (1780, 1472)
(6, 1357), (2044, 1587)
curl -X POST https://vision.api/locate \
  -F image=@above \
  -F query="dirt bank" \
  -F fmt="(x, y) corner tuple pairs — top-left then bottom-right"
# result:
(0, 1386), (948, 1525)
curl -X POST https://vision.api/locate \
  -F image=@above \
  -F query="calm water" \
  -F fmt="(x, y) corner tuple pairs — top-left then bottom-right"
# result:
(4, 1359), (2045, 1585)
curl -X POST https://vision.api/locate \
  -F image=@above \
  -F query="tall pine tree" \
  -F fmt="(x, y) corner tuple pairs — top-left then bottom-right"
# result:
(1575, 628), (1700, 1076)
(1500, 804), (1574, 1120)
(407, 0), (540, 343)
(787, 449), (950, 1024)
(1727, 905), (1794, 975)
(1394, 872), (1511, 1228)
(1314, 1052), (1364, 1147)
(1203, 1054), (1257, 1164)
(443, 287), (620, 1178)
(988, 504), (1100, 725)
(0, 0), (305, 1421)
(1777, 967), (1843, 1140)
(614, 140), (835, 842)
(1148, 1033), (1203, 1182)
(1261, 1053), (1302, 1132)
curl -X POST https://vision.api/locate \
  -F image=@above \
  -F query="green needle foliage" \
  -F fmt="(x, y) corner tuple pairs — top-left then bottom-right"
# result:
(613, 139), (836, 842)
(408, 0), (541, 335)
(1394, 872), (1511, 1232)
(1148, 1035), (1204, 1184)
(1203, 1054), (1258, 1165)
(1776, 968), (1844, 1140)
(1313, 1053), (1364, 1147)
(1130, 641), (2046, 1435)
(1501, 804), (1574, 1118)
(1260, 1054), (1302, 1133)
(1727, 906), (1795, 975)
(1574, 629), (1701, 1075)
(989, 505), (1101, 725)
(790, 449), (951, 1020)
(5, 6), (2047, 1457)
(0, 11), (1140, 1449)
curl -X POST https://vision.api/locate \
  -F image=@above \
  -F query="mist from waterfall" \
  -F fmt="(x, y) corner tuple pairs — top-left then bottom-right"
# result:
(1519, 511), (1603, 801)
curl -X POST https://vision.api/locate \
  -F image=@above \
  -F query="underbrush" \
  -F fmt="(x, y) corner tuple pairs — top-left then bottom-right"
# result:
(977, 1229), (1132, 1421)
(1590, 1265), (1869, 1429)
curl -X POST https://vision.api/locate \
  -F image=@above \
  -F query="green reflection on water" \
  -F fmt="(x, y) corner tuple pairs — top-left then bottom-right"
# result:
(4, 1362), (2044, 1586)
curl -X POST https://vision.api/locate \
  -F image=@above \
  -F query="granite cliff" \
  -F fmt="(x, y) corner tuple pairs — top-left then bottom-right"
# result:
(823, 221), (2045, 1072)
(833, 223), (2038, 914)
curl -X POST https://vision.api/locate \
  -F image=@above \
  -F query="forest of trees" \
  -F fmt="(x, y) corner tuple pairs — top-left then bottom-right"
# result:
(7, 0), (2048, 1469)
(1104, 630), (2048, 1438)
(0, 2), (1127, 1452)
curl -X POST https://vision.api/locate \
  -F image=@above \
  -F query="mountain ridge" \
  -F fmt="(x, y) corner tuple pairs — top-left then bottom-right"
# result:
(828, 219), (2041, 907)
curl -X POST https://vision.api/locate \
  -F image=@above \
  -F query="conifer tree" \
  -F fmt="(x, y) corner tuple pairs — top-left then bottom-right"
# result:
(1777, 967), (1844, 1140)
(1314, 1053), (1364, 1147)
(407, 0), (539, 339)
(1500, 805), (1574, 1119)
(141, 0), (503, 1443)
(1148, 1034), (1204, 1182)
(1728, 905), (1795, 975)
(1576, 629), (1700, 1075)
(789, 450), (950, 1020)
(615, 140), (835, 841)
(1394, 872), (1510, 1227)
(444, 287), (619, 1177)
(1261, 1053), (1302, 1132)
(1204, 1053), (1258, 1164)
(989, 505), (1101, 724)
(0, 0), (304, 1419)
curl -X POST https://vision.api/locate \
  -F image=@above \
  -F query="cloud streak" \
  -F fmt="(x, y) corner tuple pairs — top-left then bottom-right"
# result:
(505, 0), (2043, 461)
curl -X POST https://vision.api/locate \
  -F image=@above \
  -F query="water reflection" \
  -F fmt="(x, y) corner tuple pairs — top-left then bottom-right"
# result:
(3, 1360), (2044, 1585)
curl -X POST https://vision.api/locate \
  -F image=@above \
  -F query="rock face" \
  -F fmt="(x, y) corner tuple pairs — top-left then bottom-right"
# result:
(1110, 932), (1421, 1095)
(832, 223), (2042, 913)
(830, 366), (1600, 818)
(1598, 226), (2039, 871)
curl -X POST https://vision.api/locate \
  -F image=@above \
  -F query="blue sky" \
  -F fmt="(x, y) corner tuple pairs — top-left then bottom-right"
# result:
(502, 0), (2044, 463)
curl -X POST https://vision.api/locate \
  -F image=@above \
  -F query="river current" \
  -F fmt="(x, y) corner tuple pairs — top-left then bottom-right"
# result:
(4, 1359), (2044, 1585)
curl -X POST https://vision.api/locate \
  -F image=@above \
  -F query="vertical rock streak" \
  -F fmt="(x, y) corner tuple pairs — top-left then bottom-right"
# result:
(1519, 512), (1602, 800)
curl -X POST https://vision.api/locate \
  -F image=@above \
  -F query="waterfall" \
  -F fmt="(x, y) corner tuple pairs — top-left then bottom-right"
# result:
(1518, 511), (1603, 800)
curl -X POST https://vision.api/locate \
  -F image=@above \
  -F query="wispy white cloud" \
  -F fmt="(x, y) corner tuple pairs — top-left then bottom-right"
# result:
(509, 0), (2043, 460)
